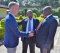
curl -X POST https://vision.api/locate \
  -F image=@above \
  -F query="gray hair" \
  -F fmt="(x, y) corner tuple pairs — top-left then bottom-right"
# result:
(43, 6), (52, 14)
(8, 1), (19, 8)
(27, 9), (33, 13)
(43, 6), (52, 10)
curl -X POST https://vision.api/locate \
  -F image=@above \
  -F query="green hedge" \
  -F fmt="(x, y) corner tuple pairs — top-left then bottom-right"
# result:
(0, 19), (4, 39)
(52, 7), (60, 18)
(0, 27), (4, 39)
(18, 7), (60, 18)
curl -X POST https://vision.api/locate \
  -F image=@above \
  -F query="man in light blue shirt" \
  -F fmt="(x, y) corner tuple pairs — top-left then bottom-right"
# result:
(26, 18), (33, 33)
(18, 10), (39, 53)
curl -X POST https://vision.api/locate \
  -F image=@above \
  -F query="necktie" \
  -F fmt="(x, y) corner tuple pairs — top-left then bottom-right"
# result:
(36, 22), (42, 31)
(36, 18), (47, 31)
(28, 19), (31, 31)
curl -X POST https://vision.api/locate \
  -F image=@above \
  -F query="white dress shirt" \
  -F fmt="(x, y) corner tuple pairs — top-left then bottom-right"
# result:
(42, 14), (52, 23)
(36, 14), (52, 30)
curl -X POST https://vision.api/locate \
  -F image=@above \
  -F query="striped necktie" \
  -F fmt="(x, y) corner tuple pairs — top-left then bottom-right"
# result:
(28, 19), (31, 31)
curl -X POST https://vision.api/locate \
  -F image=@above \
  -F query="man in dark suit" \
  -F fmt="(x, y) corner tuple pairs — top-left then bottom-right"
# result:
(18, 10), (39, 53)
(4, 2), (34, 53)
(36, 6), (58, 53)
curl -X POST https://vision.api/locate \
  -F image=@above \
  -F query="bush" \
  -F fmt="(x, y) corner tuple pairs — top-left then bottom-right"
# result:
(18, 10), (24, 16)
(32, 8), (38, 14)
(19, 8), (27, 16)
(19, 15), (23, 20)
(52, 7), (60, 18)
(0, 19), (4, 39)
(58, 7), (60, 18)
(33, 13), (37, 18)
(18, 25), (22, 31)
(1, 20), (4, 27)
(37, 14), (44, 21)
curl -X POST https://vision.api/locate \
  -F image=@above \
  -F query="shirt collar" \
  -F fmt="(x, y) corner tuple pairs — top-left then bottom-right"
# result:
(46, 14), (52, 19)
(42, 14), (52, 23)
(28, 18), (33, 21)
(9, 12), (15, 18)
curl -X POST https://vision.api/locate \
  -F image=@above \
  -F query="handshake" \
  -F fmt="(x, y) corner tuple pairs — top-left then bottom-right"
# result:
(28, 31), (34, 37)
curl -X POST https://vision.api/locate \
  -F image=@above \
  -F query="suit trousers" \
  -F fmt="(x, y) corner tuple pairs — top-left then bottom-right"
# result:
(7, 47), (16, 53)
(22, 38), (35, 53)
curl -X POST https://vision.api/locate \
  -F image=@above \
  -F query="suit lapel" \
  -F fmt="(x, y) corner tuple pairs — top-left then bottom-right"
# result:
(42, 15), (53, 26)
(33, 18), (35, 30)
(25, 18), (35, 31)
(9, 14), (18, 26)
(42, 15), (52, 24)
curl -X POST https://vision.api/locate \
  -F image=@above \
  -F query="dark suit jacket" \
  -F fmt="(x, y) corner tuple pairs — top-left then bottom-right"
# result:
(36, 15), (58, 49)
(18, 18), (39, 43)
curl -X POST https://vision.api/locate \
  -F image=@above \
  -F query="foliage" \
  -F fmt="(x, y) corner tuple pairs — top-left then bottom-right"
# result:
(0, 19), (4, 39)
(19, 15), (23, 20)
(37, 14), (44, 21)
(18, 8), (27, 16)
(32, 8), (38, 14)
(52, 7), (60, 18)
(0, 7), (60, 39)
(33, 13), (37, 18)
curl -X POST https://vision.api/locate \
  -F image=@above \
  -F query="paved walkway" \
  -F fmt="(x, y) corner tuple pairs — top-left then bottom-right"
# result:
(0, 26), (60, 53)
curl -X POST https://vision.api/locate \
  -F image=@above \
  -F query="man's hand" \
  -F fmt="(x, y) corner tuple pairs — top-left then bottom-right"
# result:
(28, 31), (34, 37)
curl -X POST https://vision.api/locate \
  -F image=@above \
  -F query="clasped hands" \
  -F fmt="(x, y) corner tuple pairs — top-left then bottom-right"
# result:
(28, 31), (34, 37)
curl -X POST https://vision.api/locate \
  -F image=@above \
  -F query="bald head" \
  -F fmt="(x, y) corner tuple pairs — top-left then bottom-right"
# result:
(43, 6), (52, 17)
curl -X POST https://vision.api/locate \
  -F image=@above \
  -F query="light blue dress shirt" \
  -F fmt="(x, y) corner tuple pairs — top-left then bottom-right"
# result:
(26, 18), (33, 33)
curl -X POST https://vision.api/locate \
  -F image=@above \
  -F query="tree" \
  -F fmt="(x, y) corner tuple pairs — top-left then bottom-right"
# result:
(10, 0), (17, 2)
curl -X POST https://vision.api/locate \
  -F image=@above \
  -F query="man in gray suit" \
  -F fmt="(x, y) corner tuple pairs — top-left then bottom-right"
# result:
(36, 6), (58, 53)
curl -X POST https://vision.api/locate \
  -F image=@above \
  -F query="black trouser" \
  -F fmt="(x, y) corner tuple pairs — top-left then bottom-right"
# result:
(40, 45), (52, 53)
(40, 48), (51, 53)
(22, 38), (35, 53)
